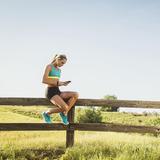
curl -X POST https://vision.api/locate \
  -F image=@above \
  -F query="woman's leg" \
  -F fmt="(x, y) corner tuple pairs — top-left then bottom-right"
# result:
(60, 91), (79, 112)
(46, 107), (62, 114)
(46, 95), (69, 115)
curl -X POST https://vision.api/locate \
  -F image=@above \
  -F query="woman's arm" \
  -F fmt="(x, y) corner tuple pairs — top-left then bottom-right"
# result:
(42, 65), (58, 87)
(42, 64), (71, 87)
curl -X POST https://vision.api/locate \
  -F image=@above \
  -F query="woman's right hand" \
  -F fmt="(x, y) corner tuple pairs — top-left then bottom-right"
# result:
(58, 81), (70, 86)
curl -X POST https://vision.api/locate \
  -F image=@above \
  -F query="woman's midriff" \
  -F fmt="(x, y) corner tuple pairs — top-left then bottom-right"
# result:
(47, 78), (59, 87)
(48, 84), (56, 87)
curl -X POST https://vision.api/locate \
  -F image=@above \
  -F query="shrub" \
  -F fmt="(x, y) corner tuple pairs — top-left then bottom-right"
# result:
(76, 108), (102, 123)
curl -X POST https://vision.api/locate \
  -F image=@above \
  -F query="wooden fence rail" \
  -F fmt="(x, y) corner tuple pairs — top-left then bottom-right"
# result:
(0, 98), (160, 108)
(0, 123), (159, 133)
(0, 98), (160, 147)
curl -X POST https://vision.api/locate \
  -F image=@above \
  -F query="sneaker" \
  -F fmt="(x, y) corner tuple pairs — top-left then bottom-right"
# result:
(59, 112), (69, 125)
(42, 112), (52, 123)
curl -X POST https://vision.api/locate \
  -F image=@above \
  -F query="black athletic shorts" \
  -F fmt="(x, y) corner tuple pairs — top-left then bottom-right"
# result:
(45, 87), (61, 100)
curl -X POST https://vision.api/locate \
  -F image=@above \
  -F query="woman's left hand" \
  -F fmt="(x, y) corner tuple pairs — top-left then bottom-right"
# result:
(58, 81), (70, 86)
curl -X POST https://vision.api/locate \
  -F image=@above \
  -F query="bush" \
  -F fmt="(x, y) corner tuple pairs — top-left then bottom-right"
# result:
(76, 108), (102, 123)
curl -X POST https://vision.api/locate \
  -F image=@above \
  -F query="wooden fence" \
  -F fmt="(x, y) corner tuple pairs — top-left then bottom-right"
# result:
(0, 98), (160, 147)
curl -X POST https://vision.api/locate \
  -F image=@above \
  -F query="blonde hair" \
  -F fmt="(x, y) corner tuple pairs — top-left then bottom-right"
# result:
(52, 54), (67, 63)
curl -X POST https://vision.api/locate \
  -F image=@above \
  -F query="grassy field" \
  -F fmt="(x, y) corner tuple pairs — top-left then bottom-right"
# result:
(0, 106), (160, 160)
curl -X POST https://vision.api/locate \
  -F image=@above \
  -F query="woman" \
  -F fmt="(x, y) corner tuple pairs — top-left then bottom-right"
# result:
(42, 54), (79, 125)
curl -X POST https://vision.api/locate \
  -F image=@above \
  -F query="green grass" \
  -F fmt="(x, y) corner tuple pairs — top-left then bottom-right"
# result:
(0, 106), (160, 160)
(0, 106), (61, 123)
(62, 132), (160, 160)
(101, 111), (160, 126)
(0, 131), (159, 160)
(1, 106), (159, 126)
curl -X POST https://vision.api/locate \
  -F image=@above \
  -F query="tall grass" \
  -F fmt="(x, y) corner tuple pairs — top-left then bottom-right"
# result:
(0, 131), (66, 160)
(0, 106), (159, 160)
(0, 131), (159, 160)
(61, 132), (160, 160)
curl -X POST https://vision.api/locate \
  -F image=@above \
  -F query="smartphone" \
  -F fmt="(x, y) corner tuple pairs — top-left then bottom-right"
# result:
(65, 81), (71, 83)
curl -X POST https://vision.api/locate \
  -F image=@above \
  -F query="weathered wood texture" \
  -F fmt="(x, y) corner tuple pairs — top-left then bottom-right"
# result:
(0, 123), (66, 131)
(0, 97), (160, 148)
(66, 106), (75, 147)
(0, 98), (160, 108)
(0, 123), (159, 134)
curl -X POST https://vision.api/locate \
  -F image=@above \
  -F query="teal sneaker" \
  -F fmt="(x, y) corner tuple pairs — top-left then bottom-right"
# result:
(59, 112), (69, 125)
(42, 112), (52, 123)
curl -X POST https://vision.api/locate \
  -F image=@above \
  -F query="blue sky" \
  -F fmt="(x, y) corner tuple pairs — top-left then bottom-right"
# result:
(0, 0), (160, 100)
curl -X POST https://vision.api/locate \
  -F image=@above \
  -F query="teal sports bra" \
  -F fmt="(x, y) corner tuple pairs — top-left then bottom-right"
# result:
(48, 64), (61, 79)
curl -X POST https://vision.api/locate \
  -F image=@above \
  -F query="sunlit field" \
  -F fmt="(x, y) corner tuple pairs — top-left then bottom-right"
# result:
(0, 106), (159, 160)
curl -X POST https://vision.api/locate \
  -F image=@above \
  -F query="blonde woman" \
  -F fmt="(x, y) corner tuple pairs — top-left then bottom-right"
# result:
(42, 54), (79, 125)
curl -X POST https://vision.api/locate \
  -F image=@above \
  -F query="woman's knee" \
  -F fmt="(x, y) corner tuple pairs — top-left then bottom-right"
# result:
(73, 92), (79, 99)
(50, 95), (69, 112)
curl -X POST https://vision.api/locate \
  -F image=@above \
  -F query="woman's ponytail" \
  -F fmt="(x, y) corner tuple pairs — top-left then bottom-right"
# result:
(52, 54), (59, 63)
(51, 54), (67, 63)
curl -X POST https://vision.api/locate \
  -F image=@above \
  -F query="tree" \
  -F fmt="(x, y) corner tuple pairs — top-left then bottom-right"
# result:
(101, 94), (118, 112)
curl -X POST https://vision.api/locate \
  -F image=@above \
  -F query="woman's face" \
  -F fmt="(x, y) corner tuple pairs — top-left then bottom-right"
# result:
(57, 58), (67, 67)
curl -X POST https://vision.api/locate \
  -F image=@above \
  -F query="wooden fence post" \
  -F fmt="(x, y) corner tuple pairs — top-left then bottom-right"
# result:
(66, 105), (75, 148)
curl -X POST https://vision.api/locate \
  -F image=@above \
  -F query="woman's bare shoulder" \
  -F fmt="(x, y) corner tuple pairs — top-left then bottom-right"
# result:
(46, 64), (52, 69)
